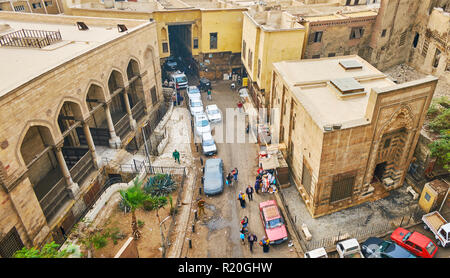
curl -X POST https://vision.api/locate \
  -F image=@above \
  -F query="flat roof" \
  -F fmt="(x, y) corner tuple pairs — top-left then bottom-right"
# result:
(0, 13), (150, 97)
(273, 55), (396, 129)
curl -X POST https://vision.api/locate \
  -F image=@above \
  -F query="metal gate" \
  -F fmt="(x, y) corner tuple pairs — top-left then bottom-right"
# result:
(330, 172), (356, 203)
(0, 227), (24, 258)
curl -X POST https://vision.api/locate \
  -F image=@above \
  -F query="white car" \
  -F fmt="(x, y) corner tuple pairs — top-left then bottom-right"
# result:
(187, 86), (201, 101)
(169, 71), (188, 90)
(205, 104), (222, 123)
(189, 98), (204, 116)
(194, 113), (211, 137)
(201, 132), (217, 156)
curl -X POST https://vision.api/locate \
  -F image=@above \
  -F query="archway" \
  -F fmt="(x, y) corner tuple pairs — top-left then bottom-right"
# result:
(20, 125), (71, 221)
(126, 59), (146, 122)
(83, 84), (110, 146)
(108, 69), (131, 139)
(57, 101), (96, 187)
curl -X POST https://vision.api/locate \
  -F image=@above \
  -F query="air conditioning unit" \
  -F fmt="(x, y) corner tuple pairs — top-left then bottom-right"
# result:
(333, 124), (342, 130)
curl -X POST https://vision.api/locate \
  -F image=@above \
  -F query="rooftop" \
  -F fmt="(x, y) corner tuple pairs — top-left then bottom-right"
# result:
(0, 12), (150, 97)
(273, 55), (396, 129)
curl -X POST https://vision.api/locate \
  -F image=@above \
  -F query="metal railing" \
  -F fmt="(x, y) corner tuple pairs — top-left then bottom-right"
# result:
(102, 157), (187, 176)
(131, 100), (146, 122)
(69, 151), (95, 185)
(0, 29), (62, 48)
(39, 178), (70, 221)
(114, 114), (131, 139)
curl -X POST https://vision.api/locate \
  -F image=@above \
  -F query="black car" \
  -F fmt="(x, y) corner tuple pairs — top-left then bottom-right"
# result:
(164, 57), (178, 71)
(198, 77), (211, 92)
(361, 237), (416, 258)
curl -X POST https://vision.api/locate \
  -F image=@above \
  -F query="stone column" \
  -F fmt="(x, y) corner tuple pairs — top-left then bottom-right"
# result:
(54, 144), (79, 197)
(123, 90), (137, 130)
(105, 103), (121, 149)
(82, 121), (99, 169)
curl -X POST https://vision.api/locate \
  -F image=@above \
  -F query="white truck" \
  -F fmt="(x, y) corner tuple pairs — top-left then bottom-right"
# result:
(336, 238), (364, 258)
(422, 211), (450, 248)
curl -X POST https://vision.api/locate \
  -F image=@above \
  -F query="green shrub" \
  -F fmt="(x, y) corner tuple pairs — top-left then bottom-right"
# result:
(13, 241), (73, 258)
(429, 130), (450, 170)
(137, 220), (145, 228)
(91, 232), (108, 250)
(429, 108), (450, 133)
(142, 195), (168, 211)
(144, 174), (177, 196)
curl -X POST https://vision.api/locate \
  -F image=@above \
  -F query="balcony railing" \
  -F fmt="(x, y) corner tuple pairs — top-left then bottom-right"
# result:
(0, 29), (62, 48)
(114, 114), (132, 140)
(69, 150), (95, 185)
(131, 100), (146, 122)
(39, 177), (70, 221)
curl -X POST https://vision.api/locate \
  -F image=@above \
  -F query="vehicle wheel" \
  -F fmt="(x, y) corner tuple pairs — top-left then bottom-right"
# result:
(437, 241), (442, 247)
(424, 225), (429, 231)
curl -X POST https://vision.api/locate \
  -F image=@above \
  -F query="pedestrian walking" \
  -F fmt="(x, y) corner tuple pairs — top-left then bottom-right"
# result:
(207, 89), (212, 100)
(237, 101), (243, 113)
(226, 173), (233, 187)
(238, 191), (246, 208)
(232, 168), (238, 182)
(246, 185), (254, 201)
(260, 237), (270, 253)
(172, 149), (180, 164)
(172, 94), (177, 106)
(241, 216), (248, 228)
(248, 233), (257, 252)
(197, 197), (205, 217)
(240, 231), (246, 245)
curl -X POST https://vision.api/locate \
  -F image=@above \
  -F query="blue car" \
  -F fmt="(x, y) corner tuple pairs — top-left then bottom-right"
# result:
(361, 237), (416, 258)
(203, 158), (224, 195)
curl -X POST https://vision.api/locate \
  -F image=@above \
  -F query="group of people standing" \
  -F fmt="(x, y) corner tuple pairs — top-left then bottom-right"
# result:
(253, 166), (278, 194)
(238, 215), (270, 253)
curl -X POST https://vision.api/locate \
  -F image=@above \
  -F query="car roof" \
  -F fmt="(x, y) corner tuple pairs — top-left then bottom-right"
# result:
(205, 158), (222, 167)
(202, 132), (213, 140)
(207, 104), (218, 110)
(338, 238), (359, 249)
(188, 86), (199, 91)
(306, 248), (327, 258)
(262, 206), (281, 221)
(409, 232), (432, 247)
(195, 113), (208, 120)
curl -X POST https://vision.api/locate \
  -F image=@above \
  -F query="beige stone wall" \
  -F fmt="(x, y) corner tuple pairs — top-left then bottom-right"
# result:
(271, 70), (324, 207)
(0, 18), (161, 247)
(303, 15), (377, 59)
(367, 0), (420, 70)
(311, 77), (438, 217)
(409, 4), (450, 82)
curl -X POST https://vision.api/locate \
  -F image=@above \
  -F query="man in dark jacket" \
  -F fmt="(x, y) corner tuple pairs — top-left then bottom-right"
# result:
(248, 233), (257, 252)
(246, 185), (254, 201)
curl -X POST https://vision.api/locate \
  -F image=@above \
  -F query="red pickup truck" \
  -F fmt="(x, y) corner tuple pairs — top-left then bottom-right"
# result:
(390, 227), (438, 258)
(259, 200), (288, 244)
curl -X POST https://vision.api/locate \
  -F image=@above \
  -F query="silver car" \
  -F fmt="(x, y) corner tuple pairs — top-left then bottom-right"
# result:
(203, 158), (224, 195)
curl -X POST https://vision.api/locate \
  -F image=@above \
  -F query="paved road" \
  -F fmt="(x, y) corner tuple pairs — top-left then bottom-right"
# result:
(185, 78), (297, 258)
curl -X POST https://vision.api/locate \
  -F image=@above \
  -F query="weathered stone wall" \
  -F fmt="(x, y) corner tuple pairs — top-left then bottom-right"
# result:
(304, 15), (377, 59)
(0, 16), (162, 249)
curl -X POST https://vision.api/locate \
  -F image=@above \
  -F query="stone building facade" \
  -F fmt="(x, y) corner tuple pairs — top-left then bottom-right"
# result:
(0, 0), (62, 14)
(270, 55), (438, 217)
(0, 12), (162, 256)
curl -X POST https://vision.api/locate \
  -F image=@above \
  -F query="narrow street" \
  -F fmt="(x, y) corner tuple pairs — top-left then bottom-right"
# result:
(182, 76), (298, 258)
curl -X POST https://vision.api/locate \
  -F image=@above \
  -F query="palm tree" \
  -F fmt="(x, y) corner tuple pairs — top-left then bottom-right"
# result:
(119, 178), (149, 240)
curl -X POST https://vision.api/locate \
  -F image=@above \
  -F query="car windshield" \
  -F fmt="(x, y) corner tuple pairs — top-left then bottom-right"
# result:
(425, 241), (436, 255)
(266, 218), (282, 229)
(192, 102), (202, 107)
(176, 76), (187, 83)
(203, 139), (215, 146)
(379, 241), (392, 253)
(197, 120), (209, 127)
(208, 109), (219, 114)
(403, 232), (412, 241)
